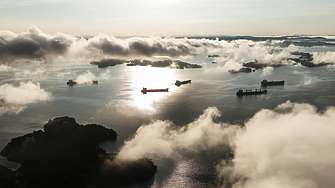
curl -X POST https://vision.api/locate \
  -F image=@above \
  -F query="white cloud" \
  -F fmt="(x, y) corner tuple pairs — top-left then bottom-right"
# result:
(227, 42), (293, 65)
(56, 70), (75, 78)
(85, 35), (227, 59)
(218, 59), (243, 72)
(312, 51), (335, 64)
(218, 101), (335, 188)
(0, 81), (51, 115)
(21, 68), (47, 77)
(0, 26), (75, 64)
(260, 66), (274, 77)
(116, 100), (335, 188)
(74, 70), (111, 84)
(117, 107), (238, 160)
(75, 71), (97, 84)
(0, 64), (13, 72)
(2, 27), (334, 72)
(0, 27), (229, 64)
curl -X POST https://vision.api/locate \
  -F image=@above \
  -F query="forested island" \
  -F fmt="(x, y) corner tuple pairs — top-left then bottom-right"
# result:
(0, 116), (157, 188)
(90, 58), (202, 69)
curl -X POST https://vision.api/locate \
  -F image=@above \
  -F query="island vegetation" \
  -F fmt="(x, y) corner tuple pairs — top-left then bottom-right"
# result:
(242, 52), (334, 70)
(90, 59), (125, 68)
(0, 116), (157, 188)
(90, 58), (202, 69)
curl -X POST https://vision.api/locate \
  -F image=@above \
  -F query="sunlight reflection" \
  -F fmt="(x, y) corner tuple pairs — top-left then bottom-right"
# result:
(160, 160), (213, 187)
(128, 66), (177, 110)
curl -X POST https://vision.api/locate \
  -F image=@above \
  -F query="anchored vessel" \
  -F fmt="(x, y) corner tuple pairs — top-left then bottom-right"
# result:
(261, 79), (284, 86)
(236, 88), (267, 96)
(175, 80), (191, 86)
(67, 80), (76, 86)
(66, 80), (98, 86)
(141, 87), (169, 94)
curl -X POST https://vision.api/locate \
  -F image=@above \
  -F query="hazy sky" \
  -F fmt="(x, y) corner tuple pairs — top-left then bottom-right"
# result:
(1, 0), (335, 36)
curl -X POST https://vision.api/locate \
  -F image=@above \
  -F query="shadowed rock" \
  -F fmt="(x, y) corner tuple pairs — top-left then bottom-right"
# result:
(0, 165), (16, 187)
(90, 59), (125, 68)
(0, 116), (157, 188)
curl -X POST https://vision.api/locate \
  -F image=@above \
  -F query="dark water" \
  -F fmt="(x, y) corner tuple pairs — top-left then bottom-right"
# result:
(1, 58), (335, 187)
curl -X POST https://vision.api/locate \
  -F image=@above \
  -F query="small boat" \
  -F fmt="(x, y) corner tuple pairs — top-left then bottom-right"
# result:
(236, 88), (267, 96)
(175, 80), (191, 86)
(261, 79), (284, 86)
(141, 87), (169, 94)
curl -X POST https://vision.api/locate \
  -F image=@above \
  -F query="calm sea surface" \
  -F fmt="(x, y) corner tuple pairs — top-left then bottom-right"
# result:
(1, 56), (335, 187)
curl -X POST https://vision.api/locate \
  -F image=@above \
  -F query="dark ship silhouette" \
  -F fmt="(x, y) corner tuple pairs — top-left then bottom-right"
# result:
(141, 87), (169, 94)
(261, 79), (284, 86)
(236, 89), (267, 96)
(67, 80), (98, 86)
(175, 80), (191, 86)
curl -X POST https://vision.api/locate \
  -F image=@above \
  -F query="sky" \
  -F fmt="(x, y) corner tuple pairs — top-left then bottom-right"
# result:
(1, 0), (335, 37)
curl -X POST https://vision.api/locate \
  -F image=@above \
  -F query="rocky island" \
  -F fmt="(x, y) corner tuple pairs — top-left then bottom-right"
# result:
(290, 52), (334, 67)
(90, 59), (125, 68)
(91, 58), (202, 69)
(242, 52), (334, 70)
(0, 116), (157, 188)
(243, 59), (285, 70)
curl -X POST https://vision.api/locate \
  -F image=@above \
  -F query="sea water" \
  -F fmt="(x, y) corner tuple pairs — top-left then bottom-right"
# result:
(1, 57), (335, 187)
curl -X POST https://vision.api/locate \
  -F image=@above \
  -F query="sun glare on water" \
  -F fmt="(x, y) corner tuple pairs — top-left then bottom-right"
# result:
(128, 66), (178, 110)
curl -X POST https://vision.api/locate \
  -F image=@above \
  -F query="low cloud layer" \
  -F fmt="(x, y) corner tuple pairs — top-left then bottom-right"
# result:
(0, 27), (226, 64)
(117, 107), (238, 161)
(86, 35), (228, 59)
(0, 26), (74, 64)
(75, 71), (98, 85)
(218, 101), (335, 188)
(312, 51), (335, 64)
(260, 66), (274, 77)
(0, 65), (13, 72)
(74, 70), (111, 84)
(216, 59), (243, 72)
(2, 27), (335, 72)
(0, 81), (51, 115)
(208, 42), (296, 72)
(229, 42), (293, 65)
(117, 101), (335, 187)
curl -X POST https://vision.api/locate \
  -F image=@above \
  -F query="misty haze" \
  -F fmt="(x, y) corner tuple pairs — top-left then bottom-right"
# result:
(1, 0), (335, 187)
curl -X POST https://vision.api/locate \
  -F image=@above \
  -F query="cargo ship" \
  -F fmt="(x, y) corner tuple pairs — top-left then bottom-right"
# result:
(236, 89), (267, 96)
(261, 79), (284, 86)
(175, 80), (191, 86)
(67, 80), (98, 86)
(141, 87), (169, 94)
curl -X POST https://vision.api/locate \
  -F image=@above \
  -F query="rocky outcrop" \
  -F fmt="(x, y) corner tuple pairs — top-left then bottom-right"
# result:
(91, 58), (202, 69)
(0, 116), (157, 188)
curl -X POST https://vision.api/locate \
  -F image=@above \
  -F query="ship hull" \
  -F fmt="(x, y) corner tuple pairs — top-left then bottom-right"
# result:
(261, 80), (284, 86)
(141, 88), (169, 94)
(175, 80), (191, 86)
(236, 89), (267, 96)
